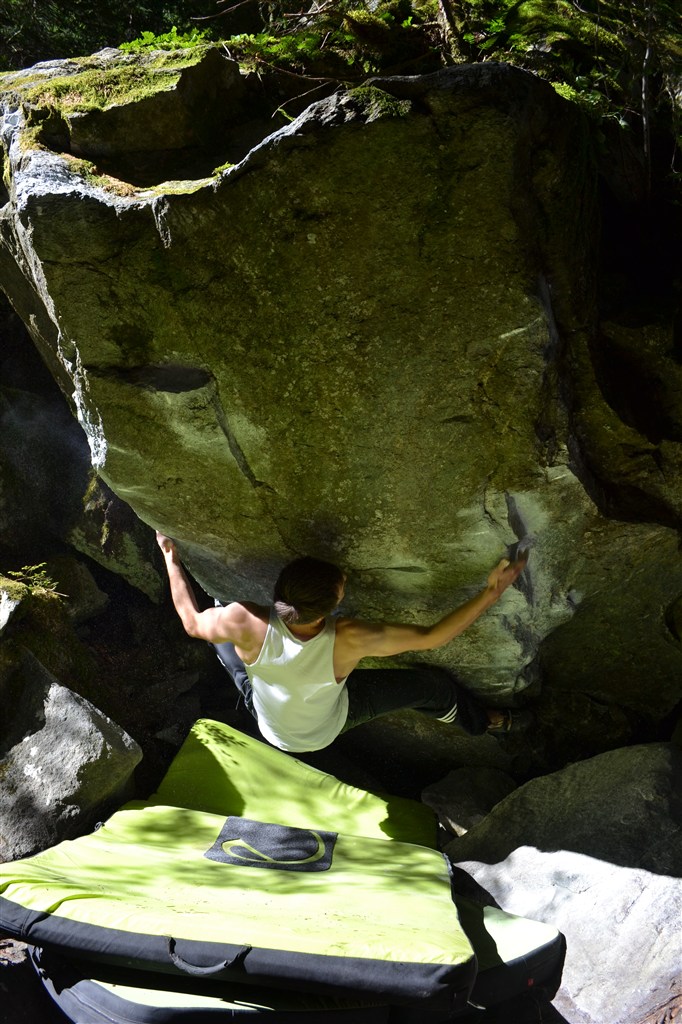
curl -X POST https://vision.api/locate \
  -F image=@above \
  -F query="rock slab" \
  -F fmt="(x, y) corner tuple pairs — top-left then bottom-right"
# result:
(0, 651), (142, 861)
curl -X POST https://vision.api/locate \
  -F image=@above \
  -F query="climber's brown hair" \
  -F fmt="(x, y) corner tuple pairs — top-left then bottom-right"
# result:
(273, 557), (345, 626)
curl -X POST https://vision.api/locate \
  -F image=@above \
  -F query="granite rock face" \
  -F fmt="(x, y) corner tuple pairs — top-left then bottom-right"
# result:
(1, 49), (681, 764)
(0, 650), (142, 861)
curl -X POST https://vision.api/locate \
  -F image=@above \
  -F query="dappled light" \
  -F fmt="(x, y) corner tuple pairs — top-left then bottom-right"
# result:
(152, 719), (437, 847)
(1, 4), (681, 1020)
(0, 800), (458, 957)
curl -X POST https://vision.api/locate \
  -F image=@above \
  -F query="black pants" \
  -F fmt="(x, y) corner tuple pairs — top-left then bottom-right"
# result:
(213, 642), (489, 740)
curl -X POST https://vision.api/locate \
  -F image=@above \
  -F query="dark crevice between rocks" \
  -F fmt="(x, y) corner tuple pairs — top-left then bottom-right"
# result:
(559, 123), (682, 531)
(0, 652), (48, 756)
(0, 152), (9, 208)
(0, 295), (58, 395)
(664, 592), (682, 644)
(657, 694), (682, 745)
(597, 186), (681, 329)
(0, 300), (96, 565)
(588, 320), (682, 446)
(594, 125), (681, 374)
(566, 430), (681, 530)
(69, 556), (218, 796)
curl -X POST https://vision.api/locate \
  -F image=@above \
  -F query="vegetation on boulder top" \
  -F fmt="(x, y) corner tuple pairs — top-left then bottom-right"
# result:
(0, 0), (206, 70)
(1, 0), (679, 167)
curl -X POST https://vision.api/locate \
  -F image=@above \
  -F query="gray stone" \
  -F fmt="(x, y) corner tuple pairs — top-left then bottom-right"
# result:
(454, 848), (681, 1024)
(0, 58), (594, 657)
(0, 46), (246, 160)
(336, 708), (516, 796)
(65, 48), (246, 158)
(447, 744), (682, 1024)
(0, 651), (142, 861)
(0, 572), (100, 701)
(43, 555), (109, 623)
(447, 743), (682, 874)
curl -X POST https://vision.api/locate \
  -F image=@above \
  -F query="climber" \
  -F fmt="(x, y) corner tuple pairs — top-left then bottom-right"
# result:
(156, 532), (529, 753)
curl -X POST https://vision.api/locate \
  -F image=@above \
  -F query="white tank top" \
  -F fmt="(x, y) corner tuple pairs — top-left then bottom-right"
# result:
(244, 610), (349, 752)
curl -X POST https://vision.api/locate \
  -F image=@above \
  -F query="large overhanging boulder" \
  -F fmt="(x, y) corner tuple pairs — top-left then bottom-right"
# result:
(1, 47), (681, 761)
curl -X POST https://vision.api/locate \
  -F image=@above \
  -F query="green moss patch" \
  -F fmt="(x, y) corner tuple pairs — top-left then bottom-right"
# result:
(348, 84), (412, 119)
(3, 47), (210, 115)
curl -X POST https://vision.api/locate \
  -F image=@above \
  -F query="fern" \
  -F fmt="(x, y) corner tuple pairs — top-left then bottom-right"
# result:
(5, 563), (65, 595)
(119, 26), (210, 53)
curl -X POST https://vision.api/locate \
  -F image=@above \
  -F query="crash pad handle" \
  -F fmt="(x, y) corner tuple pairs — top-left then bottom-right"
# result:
(167, 938), (252, 976)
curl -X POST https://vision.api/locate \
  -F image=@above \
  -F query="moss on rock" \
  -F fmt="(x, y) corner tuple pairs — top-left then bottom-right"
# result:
(3, 47), (210, 113)
(347, 84), (412, 120)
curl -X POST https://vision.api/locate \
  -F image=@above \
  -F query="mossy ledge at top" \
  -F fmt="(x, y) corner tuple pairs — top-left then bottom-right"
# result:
(0, 46), (281, 189)
(0, 45), (429, 194)
(0, 45), (211, 113)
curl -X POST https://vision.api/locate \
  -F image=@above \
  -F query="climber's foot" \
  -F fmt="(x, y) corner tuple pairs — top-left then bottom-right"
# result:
(486, 708), (533, 734)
